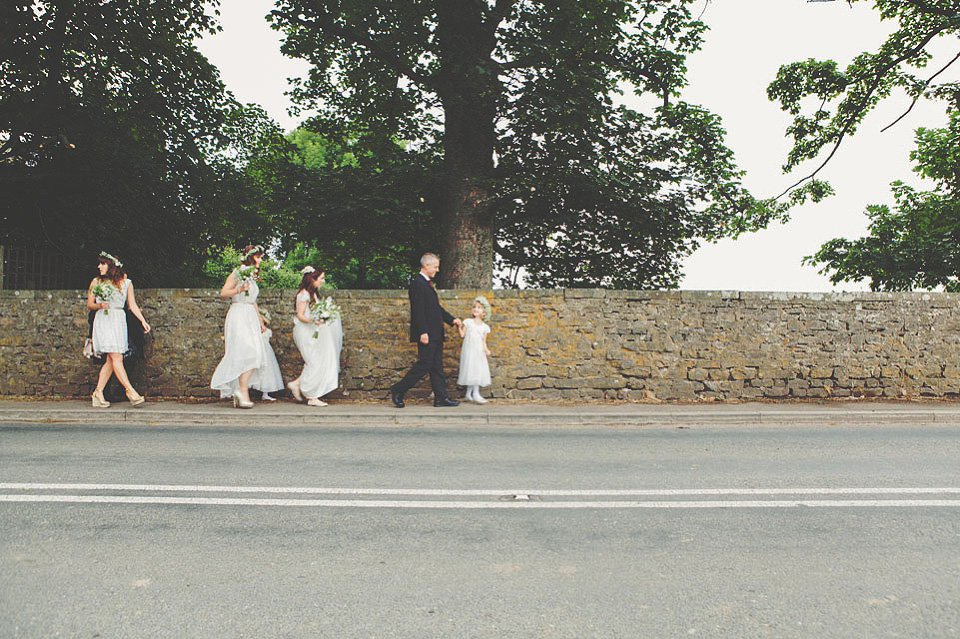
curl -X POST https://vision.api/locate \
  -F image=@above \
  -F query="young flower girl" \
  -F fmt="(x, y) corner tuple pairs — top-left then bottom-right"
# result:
(254, 308), (284, 401)
(457, 296), (492, 403)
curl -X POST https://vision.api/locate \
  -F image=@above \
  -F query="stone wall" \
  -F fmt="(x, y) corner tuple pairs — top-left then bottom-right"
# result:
(2, 288), (960, 401)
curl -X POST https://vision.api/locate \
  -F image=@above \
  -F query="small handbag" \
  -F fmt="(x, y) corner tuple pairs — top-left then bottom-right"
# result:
(82, 338), (95, 359)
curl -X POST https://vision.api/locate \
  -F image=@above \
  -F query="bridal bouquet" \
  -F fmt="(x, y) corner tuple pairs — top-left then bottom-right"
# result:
(91, 281), (119, 315)
(309, 296), (341, 338)
(235, 264), (256, 296)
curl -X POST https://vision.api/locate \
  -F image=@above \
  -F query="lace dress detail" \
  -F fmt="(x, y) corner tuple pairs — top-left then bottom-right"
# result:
(92, 279), (131, 355)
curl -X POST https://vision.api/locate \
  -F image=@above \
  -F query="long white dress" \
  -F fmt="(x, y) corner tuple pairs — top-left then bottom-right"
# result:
(457, 318), (491, 387)
(252, 327), (284, 394)
(92, 278), (131, 355)
(210, 276), (267, 398)
(293, 290), (342, 399)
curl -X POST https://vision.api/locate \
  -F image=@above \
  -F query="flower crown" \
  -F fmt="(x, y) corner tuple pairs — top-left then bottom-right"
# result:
(300, 266), (316, 275)
(243, 245), (264, 260)
(99, 251), (122, 268)
(474, 295), (491, 320)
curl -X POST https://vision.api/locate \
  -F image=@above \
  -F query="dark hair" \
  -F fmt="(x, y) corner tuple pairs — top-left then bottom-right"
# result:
(296, 268), (323, 307)
(96, 256), (125, 287)
(239, 244), (263, 280)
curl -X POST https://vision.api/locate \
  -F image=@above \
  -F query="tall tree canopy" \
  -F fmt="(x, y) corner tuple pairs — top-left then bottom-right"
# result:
(767, 0), (960, 290)
(271, 0), (780, 289)
(0, 0), (262, 286)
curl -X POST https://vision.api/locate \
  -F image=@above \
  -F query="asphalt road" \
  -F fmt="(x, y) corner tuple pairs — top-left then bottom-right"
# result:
(2, 421), (959, 638)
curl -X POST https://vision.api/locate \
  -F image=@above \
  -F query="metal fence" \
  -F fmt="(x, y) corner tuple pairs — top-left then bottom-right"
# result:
(0, 245), (71, 290)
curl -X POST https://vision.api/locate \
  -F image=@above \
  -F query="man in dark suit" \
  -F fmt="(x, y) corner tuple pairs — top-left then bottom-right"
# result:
(390, 253), (462, 407)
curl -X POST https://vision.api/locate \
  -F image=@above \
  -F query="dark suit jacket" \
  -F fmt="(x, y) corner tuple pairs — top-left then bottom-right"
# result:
(408, 274), (455, 343)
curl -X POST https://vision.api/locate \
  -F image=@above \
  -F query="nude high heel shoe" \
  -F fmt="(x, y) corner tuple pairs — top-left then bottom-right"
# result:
(125, 389), (146, 407)
(287, 380), (304, 402)
(92, 390), (110, 408)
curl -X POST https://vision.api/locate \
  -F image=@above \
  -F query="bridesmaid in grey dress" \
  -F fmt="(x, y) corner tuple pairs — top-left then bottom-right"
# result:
(87, 252), (151, 408)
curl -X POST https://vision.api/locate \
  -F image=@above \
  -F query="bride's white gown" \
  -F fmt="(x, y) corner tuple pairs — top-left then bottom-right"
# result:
(293, 290), (342, 399)
(210, 277), (268, 398)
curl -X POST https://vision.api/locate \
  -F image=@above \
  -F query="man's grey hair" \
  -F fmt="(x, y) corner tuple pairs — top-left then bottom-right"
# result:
(420, 253), (439, 267)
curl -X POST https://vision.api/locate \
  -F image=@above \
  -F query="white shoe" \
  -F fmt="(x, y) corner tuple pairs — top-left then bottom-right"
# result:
(306, 398), (328, 407)
(262, 393), (277, 401)
(474, 394), (488, 404)
(233, 392), (254, 409)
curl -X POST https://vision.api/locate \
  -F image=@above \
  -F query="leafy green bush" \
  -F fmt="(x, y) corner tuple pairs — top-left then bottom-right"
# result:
(202, 246), (307, 290)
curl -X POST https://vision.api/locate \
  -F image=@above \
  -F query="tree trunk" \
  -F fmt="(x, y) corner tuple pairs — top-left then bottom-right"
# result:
(435, 0), (497, 289)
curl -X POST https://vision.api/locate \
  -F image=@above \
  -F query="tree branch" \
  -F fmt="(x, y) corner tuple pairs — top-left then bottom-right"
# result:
(775, 24), (948, 200)
(905, 0), (960, 19)
(483, 0), (514, 37)
(497, 53), (550, 71)
(696, 0), (711, 21)
(881, 49), (960, 132)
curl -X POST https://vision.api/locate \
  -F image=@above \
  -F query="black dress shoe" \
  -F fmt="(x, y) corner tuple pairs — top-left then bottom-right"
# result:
(390, 389), (405, 408)
(433, 397), (460, 407)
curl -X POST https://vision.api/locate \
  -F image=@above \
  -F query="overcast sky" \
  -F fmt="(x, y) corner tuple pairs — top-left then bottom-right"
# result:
(196, 0), (956, 292)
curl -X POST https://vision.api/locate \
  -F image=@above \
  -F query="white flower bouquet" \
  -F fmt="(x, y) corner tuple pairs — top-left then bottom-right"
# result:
(91, 281), (119, 315)
(309, 296), (341, 338)
(236, 264), (256, 296)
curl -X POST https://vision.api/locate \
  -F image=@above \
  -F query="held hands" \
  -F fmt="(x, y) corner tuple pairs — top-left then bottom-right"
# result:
(422, 319), (463, 344)
(236, 282), (249, 296)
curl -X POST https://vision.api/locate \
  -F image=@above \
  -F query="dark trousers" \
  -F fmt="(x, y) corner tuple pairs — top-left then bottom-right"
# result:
(392, 340), (448, 400)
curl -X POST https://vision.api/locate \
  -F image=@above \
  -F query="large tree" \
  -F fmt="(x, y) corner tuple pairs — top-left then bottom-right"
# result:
(270, 0), (778, 289)
(0, 0), (263, 286)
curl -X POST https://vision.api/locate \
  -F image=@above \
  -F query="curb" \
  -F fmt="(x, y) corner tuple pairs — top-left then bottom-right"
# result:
(4, 404), (960, 427)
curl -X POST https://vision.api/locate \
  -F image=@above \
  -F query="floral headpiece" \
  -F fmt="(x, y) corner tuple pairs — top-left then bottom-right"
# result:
(243, 245), (264, 260)
(300, 266), (316, 275)
(99, 251), (122, 268)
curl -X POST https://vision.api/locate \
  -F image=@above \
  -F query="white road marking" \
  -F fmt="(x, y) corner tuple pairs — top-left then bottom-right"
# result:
(1, 483), (959, 496)
(0, 495), (959, 508)
(0, 483), (959, 509)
